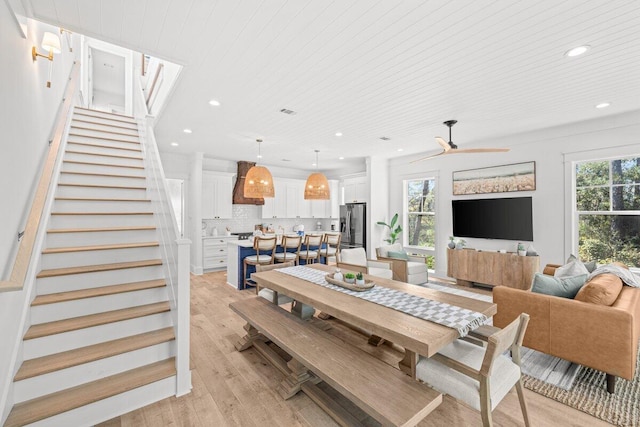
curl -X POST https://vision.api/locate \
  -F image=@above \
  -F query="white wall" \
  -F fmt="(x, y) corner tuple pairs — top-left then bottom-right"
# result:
(0, 5), (79, 421)
(388, 111), (640, 278)
(367, 156), (389, 256)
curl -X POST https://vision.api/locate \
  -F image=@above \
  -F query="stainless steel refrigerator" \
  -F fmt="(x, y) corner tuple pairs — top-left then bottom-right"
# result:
(340, 203), (366, 249)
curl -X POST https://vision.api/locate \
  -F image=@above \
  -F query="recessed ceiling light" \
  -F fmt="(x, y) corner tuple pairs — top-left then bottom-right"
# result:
(596, 102), (611, 109)
(257, 154), (263, 159)
(170, 142), (179, 147)
(338, 157), (344, 160)
(564, 45), (590, 57)
(312, 163), (317, 167)
(397, 148), (404, 152)
(183, 128), (192, 134)
(335, 132), (342, 137)
(209, 99), (221, 106)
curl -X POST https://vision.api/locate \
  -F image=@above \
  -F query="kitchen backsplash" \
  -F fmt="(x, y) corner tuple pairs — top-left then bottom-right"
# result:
(202, 204), (335, 236)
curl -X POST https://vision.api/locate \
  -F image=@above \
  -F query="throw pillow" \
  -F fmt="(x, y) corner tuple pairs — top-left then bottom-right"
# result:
(583, 260), (597, 273)
(387, 250), (409, 260)
(574, 273), (623, 306)
(531, 273), (587, 299)
(378, 243), (403, 258)
(555, 256), (589, 278)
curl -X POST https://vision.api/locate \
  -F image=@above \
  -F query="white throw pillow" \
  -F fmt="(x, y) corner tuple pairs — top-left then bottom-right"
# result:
(378, 243), (403, 258)
(554, 257), (589, 278)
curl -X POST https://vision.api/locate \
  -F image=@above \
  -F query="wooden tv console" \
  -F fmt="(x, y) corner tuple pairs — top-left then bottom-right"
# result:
(447, 248), (539, 290)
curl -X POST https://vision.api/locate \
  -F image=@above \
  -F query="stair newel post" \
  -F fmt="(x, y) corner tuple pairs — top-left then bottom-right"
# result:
(175, 238), (192, 396)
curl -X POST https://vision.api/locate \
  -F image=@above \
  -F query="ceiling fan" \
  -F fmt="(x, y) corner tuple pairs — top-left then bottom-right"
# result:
(411, 120), (509, 163)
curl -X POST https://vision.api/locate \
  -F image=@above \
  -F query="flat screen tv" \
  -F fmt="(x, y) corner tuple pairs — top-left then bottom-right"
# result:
(452, 197), (533, 241)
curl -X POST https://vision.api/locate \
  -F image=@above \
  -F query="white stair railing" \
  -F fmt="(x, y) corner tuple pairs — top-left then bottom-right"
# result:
(132, 73), (192, 396)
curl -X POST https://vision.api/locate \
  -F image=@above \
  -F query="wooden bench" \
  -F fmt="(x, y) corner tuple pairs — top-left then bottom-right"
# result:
(230, 297), (442, 427)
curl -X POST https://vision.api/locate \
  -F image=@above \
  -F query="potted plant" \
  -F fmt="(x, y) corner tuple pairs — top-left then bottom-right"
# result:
(448, 236), (456, 249)
(517, 242), (526, 256)
(455, 239), (466, 250)
(344, 273), (355, 284)
(355, 272), (365, 285)
(377, 213), (403, 244)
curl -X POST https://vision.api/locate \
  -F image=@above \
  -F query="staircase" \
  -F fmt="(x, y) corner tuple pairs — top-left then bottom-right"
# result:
(5, 108), (178, 426)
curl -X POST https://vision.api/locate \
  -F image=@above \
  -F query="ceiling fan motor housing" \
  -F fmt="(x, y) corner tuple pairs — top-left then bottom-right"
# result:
(444, 120), (458, 149)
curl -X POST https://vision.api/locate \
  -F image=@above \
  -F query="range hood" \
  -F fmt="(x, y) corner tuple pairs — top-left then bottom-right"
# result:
(232, 161), (265, 205)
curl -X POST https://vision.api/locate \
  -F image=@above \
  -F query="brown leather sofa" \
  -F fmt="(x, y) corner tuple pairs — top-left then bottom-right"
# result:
(493, 264), (640, 393)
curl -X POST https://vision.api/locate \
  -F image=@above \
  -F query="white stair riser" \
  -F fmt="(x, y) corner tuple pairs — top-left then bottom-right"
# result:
(67, 135), (140, 150)
(53, 199), (153, 213)
(69, 128), (139, 141)
(62, 161), (146, 177)
(31, 287), (169, 324)
(74, 110), (136, 124)
(45, 229), (158, 247)
(70, 120), (139, 136)
(58, 172), (146, 188)
(23, 312), (172, 359)
(55, 185), (148, 199)
(40, 245), (161, 270)
(14, 343), (175, 403)
(66, 137), (141, 153)
(48, 213), (155, 228)
(36, 265), (164, 294)
(66, 142), (142, 158)
(64, 151), (144, 168)
(71, 114), (138, 130)
(27, 376), (176, 427)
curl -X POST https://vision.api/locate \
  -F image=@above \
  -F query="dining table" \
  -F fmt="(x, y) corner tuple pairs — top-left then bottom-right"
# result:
(250, 263), (497, 378)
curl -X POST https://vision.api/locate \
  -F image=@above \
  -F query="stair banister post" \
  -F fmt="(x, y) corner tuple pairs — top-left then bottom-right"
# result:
(175, 238), (192, 396)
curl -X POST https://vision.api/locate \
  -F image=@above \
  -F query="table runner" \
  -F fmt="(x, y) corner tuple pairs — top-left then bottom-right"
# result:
(277, 266), (487, 337)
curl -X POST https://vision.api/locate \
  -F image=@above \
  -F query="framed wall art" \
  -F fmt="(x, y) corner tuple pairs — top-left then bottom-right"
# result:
(452, 161), (536, 195)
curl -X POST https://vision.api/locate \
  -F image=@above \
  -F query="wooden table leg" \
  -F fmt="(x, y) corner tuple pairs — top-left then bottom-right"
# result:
(277, 359), (314, 400)
(291, 300), (315, 320)
(317, 312), (333, 320)
(398, 349), (417, 379)
(367, 335), (385, 347)
(234, 323), (263, 351)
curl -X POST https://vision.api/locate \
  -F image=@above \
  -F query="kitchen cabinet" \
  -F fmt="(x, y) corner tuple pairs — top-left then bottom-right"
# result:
(202, 171), (233, 219)
(310, 180), (339, 218)
(343, 176), (368, 204)
(203, 236), (236, 270)
(262, 178), (339, 219)
(262, 180), (287, 219)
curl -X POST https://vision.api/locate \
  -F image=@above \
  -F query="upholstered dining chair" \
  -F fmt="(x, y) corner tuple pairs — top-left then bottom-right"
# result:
(255, 261), (295, 305)
(243, 236), (277, 289)
(338, 248), (393, 280)
(319, 233), (341, 264)
(416, 313), (531, 427)
(274, 235), (302, 265)
(376, 243), (428, 284)
(298, 234), (322, 265)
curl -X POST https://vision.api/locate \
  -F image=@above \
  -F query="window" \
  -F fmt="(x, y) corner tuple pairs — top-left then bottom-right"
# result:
(574, 156), (640, 268)
(405, 178), (436, 268)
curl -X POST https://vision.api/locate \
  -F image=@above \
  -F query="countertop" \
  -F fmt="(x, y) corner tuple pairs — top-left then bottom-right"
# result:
(202, 235), (237, 240)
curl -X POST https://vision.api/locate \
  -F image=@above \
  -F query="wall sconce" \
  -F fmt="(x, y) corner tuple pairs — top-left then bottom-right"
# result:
(32, 32), (61, 88)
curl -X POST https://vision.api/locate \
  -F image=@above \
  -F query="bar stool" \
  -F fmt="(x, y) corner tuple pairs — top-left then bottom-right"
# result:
(243, 236), (277, 289)
(298, 234), (322, 265)
(320, 232), (341, 264)
(274, 234), (302, 265)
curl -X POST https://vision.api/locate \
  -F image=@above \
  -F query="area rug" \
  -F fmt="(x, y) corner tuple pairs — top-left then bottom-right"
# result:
(423, 281), (640, 426)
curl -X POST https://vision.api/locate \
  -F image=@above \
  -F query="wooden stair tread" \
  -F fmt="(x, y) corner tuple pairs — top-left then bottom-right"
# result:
(63, 160), (144, 170)
(75, 107), (135, 119)
(16, 328), (175, 381)
(5, 358), (176, 427)
(51, 211), (153, 216)
(70, 125), (139, 138)
(57, 183), (147, 189)
(55, 197), (151, 202)
(24, 301), (170, 339)
(37, 259), (162, 278)
(71, 118), (137, 131)
(67, 141), (142, 152)
(32, 279), (166, 306)
(60, 171), (145, 179)
(43, 241), (159, 254)
(48, 225), (156, 233)
(74, 108), (136, 122)
(65, 150), (143, 160)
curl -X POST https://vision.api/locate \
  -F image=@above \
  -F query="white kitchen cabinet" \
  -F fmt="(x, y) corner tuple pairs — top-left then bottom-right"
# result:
(202, 172), (233, 219)
(262, 180), (286, 219)
(342, 176), (368, 204)
(203, 236), (236, 270)
(262, 177), (338, 219)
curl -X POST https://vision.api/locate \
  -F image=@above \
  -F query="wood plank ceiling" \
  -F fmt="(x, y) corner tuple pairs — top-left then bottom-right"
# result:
(29, 0), (640, 170)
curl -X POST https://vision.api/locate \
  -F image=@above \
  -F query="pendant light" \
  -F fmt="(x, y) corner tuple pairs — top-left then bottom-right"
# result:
(304, 150), (330, 200)
(244, 139), (275, 198)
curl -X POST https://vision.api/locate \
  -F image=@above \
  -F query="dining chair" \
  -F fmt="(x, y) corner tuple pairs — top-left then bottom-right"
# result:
(298, 234), (322, 265)
(274, 235), (302, 265)
(319, 233), (341, 264)
(255, 261), (295, 305)
(416, 313), (531, 427)
(338, 248), (393, 280)
(243, 236), (277, 289)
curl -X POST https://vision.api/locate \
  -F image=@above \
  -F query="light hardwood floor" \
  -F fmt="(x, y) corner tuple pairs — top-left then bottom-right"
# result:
(98, 272), (611, 427)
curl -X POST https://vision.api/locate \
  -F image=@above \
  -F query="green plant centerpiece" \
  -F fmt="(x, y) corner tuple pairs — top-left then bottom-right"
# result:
(344, 272), (355, 283)
(377, 213), (403, 244)
(355, 272), (365, 285)
(455, 238), (466, 249)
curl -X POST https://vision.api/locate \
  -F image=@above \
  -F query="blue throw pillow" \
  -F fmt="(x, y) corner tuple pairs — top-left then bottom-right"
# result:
(387, 250), (409, 260)
(531, 273), (587, 299)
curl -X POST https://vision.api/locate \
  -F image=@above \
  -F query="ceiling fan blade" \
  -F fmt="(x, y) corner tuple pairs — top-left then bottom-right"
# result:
(441, 147), (510, 154)
(410, 150), (445, 163)
(435, 136), (450, 151)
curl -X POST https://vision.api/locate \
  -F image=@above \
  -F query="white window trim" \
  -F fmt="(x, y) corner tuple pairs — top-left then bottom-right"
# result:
(403, 175), (438, 258)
